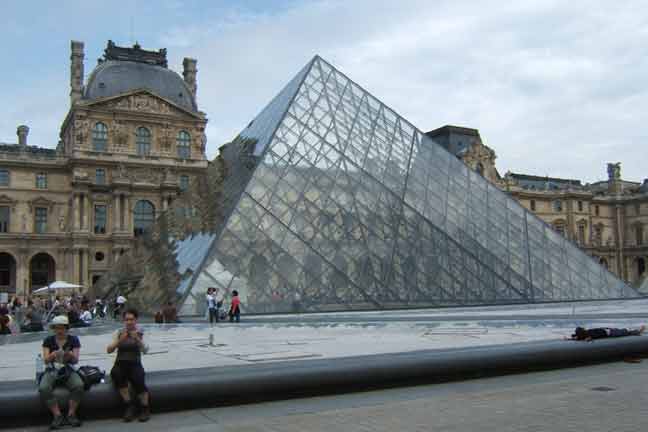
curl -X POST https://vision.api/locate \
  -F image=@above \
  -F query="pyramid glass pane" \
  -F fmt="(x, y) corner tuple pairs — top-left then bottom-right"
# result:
(180, 56), (636, 314)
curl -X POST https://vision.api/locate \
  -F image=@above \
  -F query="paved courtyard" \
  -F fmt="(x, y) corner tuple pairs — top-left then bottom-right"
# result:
(2, 299), (648, 382)
(7, 359), (648, 432)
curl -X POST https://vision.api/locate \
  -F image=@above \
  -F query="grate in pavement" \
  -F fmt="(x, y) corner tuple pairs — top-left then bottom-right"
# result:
(590, 386), (617, 392)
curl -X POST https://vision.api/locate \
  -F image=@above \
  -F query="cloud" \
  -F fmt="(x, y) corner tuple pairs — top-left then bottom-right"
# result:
(2, 0), (647, 183)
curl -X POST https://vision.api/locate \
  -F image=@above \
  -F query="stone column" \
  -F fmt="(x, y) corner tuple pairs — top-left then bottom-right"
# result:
(114, 194), (121, 232)
(83, 249), (90, 295)
(70, 41), (85, 105)
(74, 194), (81, 230)
(615, 204), (626, 280)
(123, 195), (130, 235)
(84, 194), (91, 232)
(78, 249), (84, 286)
(15, 258), (28, 299)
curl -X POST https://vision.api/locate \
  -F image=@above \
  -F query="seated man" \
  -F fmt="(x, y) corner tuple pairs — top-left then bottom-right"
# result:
(568, 325), (646, 341)
(39, 315), (84, 429)
(79, 305), (93, 327)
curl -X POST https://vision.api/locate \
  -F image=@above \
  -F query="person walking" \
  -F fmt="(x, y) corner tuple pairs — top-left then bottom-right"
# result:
(38, 315), (84, 429)
(113, 294), (127, 319)
(206, 288), (217, 324)
(106, 308), (151, 422)
(229, 290), (241, 323)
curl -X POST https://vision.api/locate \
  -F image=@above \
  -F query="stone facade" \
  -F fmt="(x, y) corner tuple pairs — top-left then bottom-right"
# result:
(0, 40), (208, 299)
(426, 126), (648, 286)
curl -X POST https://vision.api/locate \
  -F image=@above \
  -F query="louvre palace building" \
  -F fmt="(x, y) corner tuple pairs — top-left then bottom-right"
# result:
(0, 41), (208, 298)
(0, 41), (645, 301)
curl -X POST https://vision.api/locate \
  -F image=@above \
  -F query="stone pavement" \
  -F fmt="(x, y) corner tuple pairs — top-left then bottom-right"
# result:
(3, 298), (648, 382)
(7, 359), (648, 431)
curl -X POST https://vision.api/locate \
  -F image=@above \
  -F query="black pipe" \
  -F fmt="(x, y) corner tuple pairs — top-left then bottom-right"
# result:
(1, 337), (647, 427)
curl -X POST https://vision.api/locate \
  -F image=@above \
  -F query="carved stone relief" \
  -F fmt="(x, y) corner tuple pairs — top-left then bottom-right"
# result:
(102, 94), (177, 115)
(111, 120), (130, 148)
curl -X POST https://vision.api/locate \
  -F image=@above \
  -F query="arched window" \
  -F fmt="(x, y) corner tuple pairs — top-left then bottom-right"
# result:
(177, 130), (191, 159)
(599, 257), (608, 270)
(136, 127), (151, 156)
(92, 122), (108, 151)
(553, 220), (566, 237)
(133, 200), (155, 236)
(476, 162), (484, 176)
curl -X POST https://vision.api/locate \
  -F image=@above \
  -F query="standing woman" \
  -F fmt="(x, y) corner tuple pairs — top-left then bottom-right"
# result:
(106, 308), (151, 422)
(39, 315), (84, 429)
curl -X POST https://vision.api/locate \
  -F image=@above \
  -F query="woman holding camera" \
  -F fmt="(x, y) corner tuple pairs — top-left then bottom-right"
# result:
(107, 308), (151, 422)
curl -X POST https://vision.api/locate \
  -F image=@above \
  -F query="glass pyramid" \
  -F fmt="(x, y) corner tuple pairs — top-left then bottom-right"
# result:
(179, 56), (636, 314)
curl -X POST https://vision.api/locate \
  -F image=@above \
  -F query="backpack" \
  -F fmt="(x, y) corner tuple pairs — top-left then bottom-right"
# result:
(77, 366), (105, 390)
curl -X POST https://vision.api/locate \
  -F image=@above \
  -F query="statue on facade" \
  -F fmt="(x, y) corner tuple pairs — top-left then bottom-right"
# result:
(607, 162), (621, 181)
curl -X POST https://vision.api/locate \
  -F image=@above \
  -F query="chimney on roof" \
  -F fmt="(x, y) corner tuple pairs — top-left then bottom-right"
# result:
(17, 125), (29, 146)
(70, 40), (85, 105)
(182, 57), (197, 99)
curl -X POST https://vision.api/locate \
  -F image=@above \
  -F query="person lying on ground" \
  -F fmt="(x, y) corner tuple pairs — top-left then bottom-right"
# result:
(566, 325), (646, 341)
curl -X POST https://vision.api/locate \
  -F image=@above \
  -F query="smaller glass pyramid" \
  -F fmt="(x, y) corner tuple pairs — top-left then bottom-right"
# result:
(178, 56), (636, 314)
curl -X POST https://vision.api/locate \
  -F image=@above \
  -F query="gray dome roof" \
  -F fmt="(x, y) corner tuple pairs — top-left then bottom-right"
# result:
(84, 60), (197, 112)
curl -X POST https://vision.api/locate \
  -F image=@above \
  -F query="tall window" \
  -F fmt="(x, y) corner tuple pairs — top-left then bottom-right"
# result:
(179, 175), (190, 192)
(552, 200), (562, 212)
(577, 201), (583, 212)
(133, 200), (155, 236)
(0, 169), (9, 186)
(530, 200), (536, 212)
(35, 173), (47, 189)
(595, 205), (600, 216)
(34, 207), (47, 234)
(94, 205), (107, 234)
(637, 225), (644, 246)
(177, 130), (191, 159)
(136, 127), (151, 156)
(0, 206), (9, 232)
(96, 168), (106, 185)
(92, 122), (108, 152)
(599, 257), (608, 270)
(635, 203), (641, 215)
(578, 224), (586, 245)
(553, 221), (566, 237)
(594, 225), (603, 245)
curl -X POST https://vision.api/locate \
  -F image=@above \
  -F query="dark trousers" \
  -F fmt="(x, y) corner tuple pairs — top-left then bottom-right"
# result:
(229, 308), (240, 323)
(609, 328), (640, 337)
(208, 308), (219, 323)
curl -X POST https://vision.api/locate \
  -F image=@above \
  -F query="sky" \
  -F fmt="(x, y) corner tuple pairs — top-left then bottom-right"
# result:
(1, 0), (646, 184)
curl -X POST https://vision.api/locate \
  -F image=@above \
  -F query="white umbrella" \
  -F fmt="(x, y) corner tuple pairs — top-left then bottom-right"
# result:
(33, 281), (84, 294)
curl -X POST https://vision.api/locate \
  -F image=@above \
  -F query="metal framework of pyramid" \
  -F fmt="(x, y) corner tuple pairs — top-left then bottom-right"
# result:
(178, 56), (636, 315)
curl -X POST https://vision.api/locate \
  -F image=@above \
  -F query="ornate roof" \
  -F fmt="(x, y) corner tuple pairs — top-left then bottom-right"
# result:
(83, 41), (197, 112)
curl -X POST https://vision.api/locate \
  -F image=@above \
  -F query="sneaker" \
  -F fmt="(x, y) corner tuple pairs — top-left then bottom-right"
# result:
(50, 415), (65, 430)
(139, 405), (151, 422)
(123, 403), (137, 422)
(67, 414), (82, 427)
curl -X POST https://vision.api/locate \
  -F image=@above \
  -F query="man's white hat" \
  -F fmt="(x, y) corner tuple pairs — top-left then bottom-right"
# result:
(49, 315), (69, 328)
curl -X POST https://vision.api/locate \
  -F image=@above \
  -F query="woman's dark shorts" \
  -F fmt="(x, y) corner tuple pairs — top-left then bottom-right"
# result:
(110, 361), (148, 394)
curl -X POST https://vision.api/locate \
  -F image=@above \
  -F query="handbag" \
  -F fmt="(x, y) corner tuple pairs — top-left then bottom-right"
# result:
(77, 365), (105, 390)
